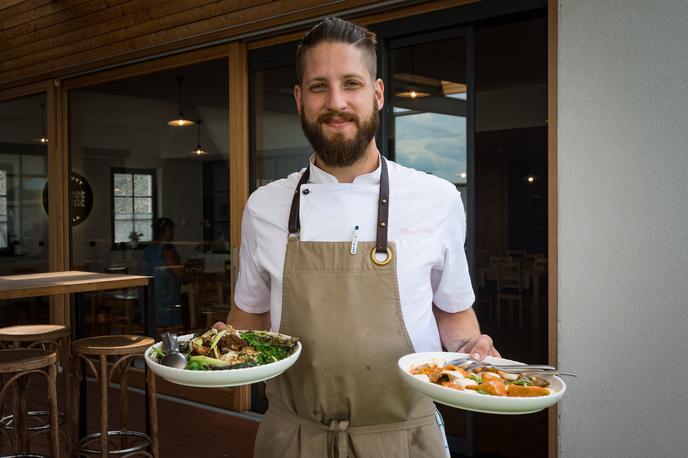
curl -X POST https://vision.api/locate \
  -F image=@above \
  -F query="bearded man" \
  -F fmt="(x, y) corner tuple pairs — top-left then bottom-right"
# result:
(219, 17), (498, 458)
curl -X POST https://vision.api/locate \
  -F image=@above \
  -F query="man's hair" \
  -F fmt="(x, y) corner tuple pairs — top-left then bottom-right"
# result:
(295, 17), (377, 84)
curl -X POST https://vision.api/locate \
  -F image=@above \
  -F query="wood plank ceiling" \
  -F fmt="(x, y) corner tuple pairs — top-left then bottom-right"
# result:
(0, 0), (389, 89)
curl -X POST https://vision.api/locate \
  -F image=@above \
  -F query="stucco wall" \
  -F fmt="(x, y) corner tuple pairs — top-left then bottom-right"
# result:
(558, 1), (688, 456)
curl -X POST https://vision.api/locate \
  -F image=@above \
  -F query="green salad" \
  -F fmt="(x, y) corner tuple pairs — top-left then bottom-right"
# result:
(151, 326), (299, 371)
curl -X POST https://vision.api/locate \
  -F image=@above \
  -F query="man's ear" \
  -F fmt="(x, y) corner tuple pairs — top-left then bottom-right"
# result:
(374, 78), (384, 111)
(294, 85), (302, 114)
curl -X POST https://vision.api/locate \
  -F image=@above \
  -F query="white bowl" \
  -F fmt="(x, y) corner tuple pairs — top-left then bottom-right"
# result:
(145, 333), (302, 388)
(398, 352), (566, 415)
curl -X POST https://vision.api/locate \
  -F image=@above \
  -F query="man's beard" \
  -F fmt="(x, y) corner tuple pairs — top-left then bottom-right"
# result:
(300, 101), (379, 167)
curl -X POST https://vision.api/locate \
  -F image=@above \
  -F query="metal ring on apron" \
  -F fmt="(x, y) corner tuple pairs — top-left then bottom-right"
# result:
(370, 246), (393, 266)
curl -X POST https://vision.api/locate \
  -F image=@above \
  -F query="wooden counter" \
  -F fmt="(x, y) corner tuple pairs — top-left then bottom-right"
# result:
(0, 270), (149, 300)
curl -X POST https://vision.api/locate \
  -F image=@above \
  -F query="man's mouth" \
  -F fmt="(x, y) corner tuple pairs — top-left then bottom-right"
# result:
(324, 118), (352, 129)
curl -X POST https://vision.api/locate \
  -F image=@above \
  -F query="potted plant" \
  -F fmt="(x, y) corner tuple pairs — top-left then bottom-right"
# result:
(128, 230), (143, 248)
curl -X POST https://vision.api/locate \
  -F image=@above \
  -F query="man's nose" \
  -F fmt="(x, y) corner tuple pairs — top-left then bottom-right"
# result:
(325, 86), (347, 112)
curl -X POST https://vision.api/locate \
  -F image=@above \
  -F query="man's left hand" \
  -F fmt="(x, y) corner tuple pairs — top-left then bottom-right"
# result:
(455, 334), (500, 361)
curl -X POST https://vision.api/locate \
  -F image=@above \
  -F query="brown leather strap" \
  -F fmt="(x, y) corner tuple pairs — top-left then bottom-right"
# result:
(376, 157), (390, 254)
(288, 167), (311, 235)
(287, 157), (390, 252)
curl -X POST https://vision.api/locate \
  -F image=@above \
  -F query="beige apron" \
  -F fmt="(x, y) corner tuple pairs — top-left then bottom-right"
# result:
(253, 158), (446, 458)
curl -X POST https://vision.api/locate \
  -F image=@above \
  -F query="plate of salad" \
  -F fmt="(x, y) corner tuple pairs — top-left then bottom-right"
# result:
(398, 352), (566, 415)
(145, 326), (301, 387)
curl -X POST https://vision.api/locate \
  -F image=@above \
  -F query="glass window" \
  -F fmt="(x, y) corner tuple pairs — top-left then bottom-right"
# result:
(69, 59), (229, 335)
(0, 170), (6, 248)
(389, 37), (469, 211)
(0, 93), (50, 324)
(112, 169), (155, 244)
(253, 64), (311, 189)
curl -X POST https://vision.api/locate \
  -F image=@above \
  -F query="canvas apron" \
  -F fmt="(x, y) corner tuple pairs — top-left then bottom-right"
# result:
(253, 158), (446, 458)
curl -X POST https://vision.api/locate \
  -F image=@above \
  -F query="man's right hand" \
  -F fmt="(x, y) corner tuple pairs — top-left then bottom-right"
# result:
(217, 307), (270, 331)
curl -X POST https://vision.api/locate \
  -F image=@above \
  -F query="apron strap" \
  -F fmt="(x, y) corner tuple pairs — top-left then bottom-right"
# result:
(375, 156), (390, 254)
(269, 404), (436, 458)
(287, 157), (390, 254)
(288, 167), (311, 235)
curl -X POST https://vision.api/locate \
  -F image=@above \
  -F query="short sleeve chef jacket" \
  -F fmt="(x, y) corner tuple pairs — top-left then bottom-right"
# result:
(234, 157), (475, 352)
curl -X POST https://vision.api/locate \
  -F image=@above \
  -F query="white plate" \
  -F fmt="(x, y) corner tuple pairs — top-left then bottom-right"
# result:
(145, 333), (302, 388)
(398, 352), (566, 415)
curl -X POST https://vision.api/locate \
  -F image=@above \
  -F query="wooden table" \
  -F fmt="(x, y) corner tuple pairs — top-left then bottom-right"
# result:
(0, 270), (152, 336)
(0, 270), (153, 440)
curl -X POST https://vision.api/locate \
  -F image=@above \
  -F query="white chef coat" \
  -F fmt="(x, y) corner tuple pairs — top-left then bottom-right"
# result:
(234, 156), (475, 352)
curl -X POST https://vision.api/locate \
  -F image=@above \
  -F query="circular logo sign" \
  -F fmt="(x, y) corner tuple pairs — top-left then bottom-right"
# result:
(42, 172), (93, 226)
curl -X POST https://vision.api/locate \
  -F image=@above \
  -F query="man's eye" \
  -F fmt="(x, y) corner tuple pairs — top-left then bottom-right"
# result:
(310, 83), (326, 91)
(345, 80), (362, 88)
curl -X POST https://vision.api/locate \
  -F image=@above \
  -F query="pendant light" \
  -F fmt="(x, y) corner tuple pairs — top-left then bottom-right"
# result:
(190, 119), (207, 156)
(167, 76), (195, 127)
(33, 103), (48, 143)
(395, 47), (430, 99)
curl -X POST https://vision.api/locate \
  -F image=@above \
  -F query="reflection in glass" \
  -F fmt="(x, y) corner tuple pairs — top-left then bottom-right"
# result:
(253, 64), (311, 189)
(0, 93), (50, 324)
(69, 59), (230, 335)
(390, 38), (468, 209)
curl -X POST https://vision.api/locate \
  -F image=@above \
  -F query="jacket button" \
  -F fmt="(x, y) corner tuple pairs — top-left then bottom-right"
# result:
(302, 189), (310, 195)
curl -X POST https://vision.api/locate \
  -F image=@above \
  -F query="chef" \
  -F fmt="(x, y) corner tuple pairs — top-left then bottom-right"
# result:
(220, 17), (499, 458)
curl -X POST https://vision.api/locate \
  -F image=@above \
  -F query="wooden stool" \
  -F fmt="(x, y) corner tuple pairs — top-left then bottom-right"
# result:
(71, 335), (158, 458)
(0, 325), (71, 456)
(0, 349), (59, 457)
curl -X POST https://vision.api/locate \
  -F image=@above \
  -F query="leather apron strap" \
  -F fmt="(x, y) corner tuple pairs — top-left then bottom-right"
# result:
(289, 157), (392, 265)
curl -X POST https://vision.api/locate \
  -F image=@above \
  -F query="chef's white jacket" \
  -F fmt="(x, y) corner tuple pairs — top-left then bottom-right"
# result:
(234, 157), (475, 352)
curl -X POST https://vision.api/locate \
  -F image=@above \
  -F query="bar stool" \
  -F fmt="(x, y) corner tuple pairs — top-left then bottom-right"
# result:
(71, 335), (158, 458)
(0, 349), (59, 457)
(0, 325), (71, 456)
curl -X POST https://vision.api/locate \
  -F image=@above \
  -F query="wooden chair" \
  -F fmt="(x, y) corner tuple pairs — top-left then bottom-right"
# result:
(529, 257), (548, 327)
(506, 249), (527, 258)
(187, 273), (229, 329)
(0, 324), (72, 456)
(496, 263), (531, 327)
(71, 335), (158, 458)
(88, 267), (141, 335)
(0, 349), (59, 457)
(489, 256), (512, 270)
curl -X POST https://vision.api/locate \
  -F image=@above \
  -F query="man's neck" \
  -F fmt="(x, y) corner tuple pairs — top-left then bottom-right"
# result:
(314, 141), (380, 183)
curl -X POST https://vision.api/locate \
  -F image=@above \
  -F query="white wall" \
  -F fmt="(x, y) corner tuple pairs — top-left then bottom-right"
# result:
(558, 1), (688, 457)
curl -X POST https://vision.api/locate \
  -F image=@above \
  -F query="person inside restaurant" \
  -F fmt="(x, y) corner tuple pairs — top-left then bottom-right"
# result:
(216, 17), (498, 457)
(144, 217), (183, 327)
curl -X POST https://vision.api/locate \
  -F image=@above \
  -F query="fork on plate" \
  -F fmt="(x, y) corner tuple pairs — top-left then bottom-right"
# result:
(445, 357), (575, 376)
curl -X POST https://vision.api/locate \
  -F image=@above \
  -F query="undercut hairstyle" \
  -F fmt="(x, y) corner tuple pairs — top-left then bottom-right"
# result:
(295, 17), (378, 84)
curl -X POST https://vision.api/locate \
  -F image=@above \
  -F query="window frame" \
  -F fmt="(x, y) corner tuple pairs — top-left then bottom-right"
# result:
(0, 168), (7, 249)
(110, 167), (157, 248)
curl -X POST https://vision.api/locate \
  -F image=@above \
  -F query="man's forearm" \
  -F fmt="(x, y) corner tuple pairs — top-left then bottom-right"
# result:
(227, 306), (270, 331)
(433, 305), (481, 352)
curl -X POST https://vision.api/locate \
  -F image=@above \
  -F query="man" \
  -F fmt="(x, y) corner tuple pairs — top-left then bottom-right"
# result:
(222, 17), (498, 458)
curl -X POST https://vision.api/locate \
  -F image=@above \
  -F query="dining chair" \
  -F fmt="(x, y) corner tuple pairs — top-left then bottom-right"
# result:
(496, 263), (531, 327)
(187, 273), (228, 329)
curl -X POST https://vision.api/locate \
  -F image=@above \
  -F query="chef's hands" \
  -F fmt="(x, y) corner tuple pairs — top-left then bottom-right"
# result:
(433, 306), (500, 362)
(454, 334), (500, 361)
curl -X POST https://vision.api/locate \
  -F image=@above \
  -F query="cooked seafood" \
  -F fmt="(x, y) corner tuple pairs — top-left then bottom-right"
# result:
(409, 360), (552, 398)
(151, 326), (299, 370)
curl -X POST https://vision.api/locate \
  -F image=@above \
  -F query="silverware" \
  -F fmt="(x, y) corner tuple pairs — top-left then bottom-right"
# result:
(159, 332), (187, 369)
(514, 370), (577, 377)
(446, 357), (574, 376)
